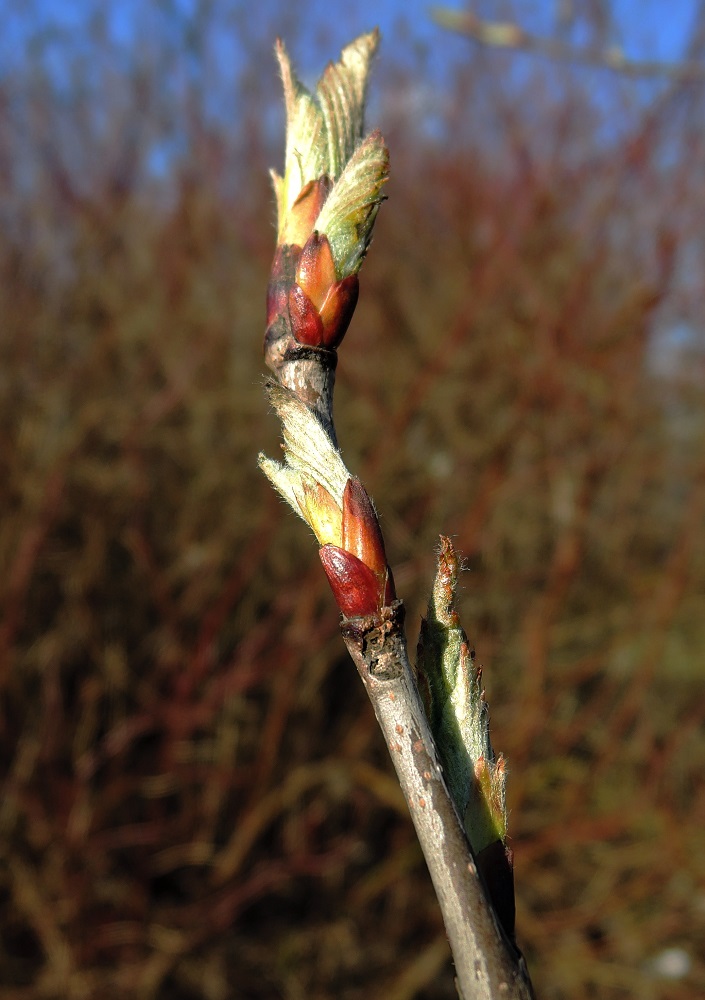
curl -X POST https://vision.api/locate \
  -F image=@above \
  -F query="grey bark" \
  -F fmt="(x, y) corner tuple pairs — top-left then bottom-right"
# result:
(341, 603), (535, 1000)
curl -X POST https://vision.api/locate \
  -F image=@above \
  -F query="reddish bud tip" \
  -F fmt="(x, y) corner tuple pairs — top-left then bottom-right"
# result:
(383, 565), (397, 605)
(342, 477), (387, 576)
(288, 284), (324, 347)
(319, 275), (359, 348)
(319, 544), (381, 618)
(297, 232), (337, 311)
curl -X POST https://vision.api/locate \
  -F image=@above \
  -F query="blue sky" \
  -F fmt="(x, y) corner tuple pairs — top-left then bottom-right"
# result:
(2, 0), (699, 89)
(1, 0), (702, 188)
(2, 0), (702, 354)
(3, 0), (700, 164)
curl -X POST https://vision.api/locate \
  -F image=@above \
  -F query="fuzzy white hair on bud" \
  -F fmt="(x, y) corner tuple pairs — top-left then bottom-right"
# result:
(259, 382), (351, 539)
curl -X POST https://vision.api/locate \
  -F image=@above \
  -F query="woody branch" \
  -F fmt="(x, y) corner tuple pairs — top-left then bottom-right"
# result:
(258, 31), (534, 1000)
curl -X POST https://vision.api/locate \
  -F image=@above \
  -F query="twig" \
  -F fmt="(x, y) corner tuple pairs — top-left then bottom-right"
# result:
(342, 603), (534, 1000)
(258, 31), (535, 999)
(431, 7), (705, 80)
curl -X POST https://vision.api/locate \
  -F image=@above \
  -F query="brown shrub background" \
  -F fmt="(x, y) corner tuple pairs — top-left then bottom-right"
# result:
(1, 4), (704, 998)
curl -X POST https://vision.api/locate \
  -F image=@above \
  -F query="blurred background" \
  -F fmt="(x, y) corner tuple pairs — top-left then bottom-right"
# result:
(1, 1), (704, 997)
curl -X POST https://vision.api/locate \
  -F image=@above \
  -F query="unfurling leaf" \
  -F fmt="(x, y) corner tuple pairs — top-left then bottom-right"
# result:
(416, 536), (514, 936)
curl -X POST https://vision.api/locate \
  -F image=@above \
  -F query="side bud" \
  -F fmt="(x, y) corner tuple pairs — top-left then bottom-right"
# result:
(266, 231), (361, 351)
(318, 477), (396, 618)
(318, 274), (359, 348)
(319, 545), (382, 618)
(416, 536), (513, 939)
(281, 232), (361, 349)
(287, 283), (325, 347)
(342, 477), (387, 576)
(296, 233), (360, 348)
(342, 477), (396, 607)
(296, 231), (337, 309)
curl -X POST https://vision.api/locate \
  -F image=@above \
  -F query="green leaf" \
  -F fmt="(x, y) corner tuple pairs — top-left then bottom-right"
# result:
(416, 537), (507, 854)
(314, 130), (389, 277)
(272, 31), (387, 274)
(317, 30), (379, 178)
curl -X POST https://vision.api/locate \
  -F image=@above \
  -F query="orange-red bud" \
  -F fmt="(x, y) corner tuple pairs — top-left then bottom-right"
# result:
(287, 284), (324, 347)
(297, 232), (337, 311)
(319, 275), (359, 348)
(267, 227), (360, 350)
(293, 234), (359, 349)
(383, 565), (396, 606)
(319, 544), (381, 617)
(342, 478), (387, 576)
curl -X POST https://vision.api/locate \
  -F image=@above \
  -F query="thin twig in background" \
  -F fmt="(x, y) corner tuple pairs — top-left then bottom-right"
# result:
(431, 7), (705, 79)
